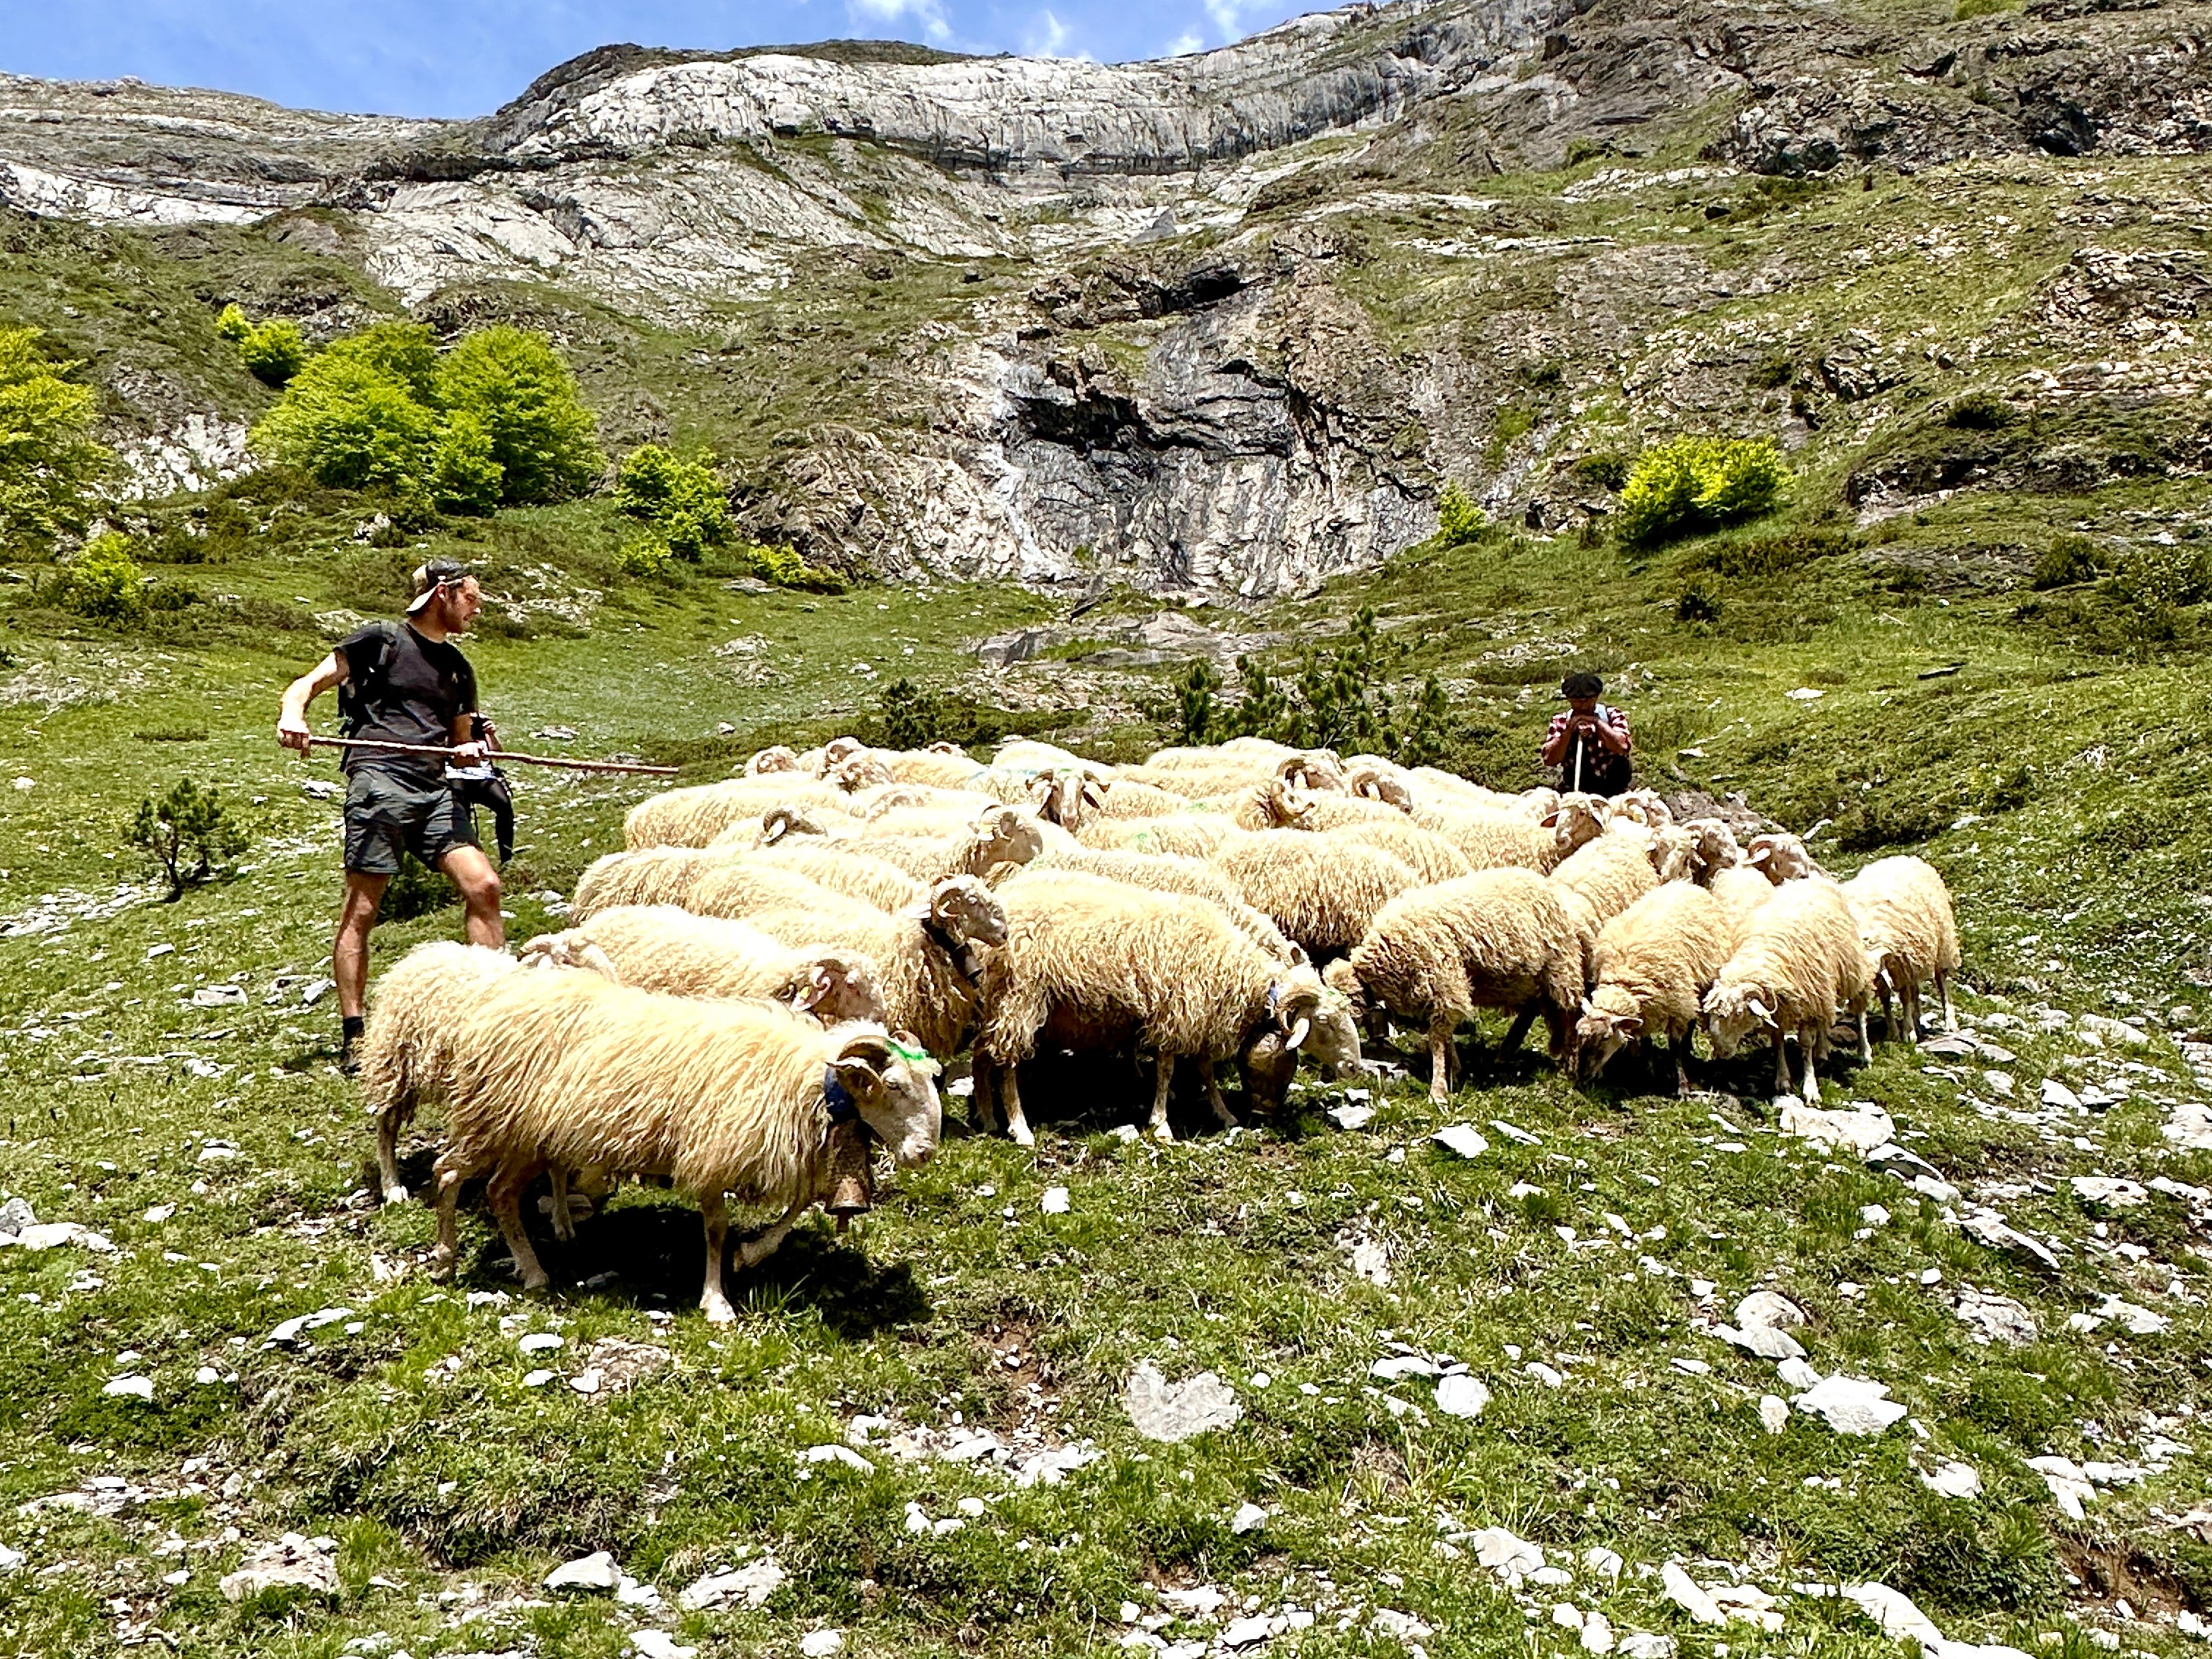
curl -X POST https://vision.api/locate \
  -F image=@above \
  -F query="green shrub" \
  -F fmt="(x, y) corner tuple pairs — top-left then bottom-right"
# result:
(1570, 453), (1631, 492)
(234, 317), (306, 386)
(0, 327), (111, 554)
(1218, 606), (1450, 763)
(250, 351), (437, 492)
(214, 303), (252, 344)
(614, 534), (676, 579)
(1435, 483), (1486, 547)
(1616, 435), (1788, 546)
(735, 540), (838, 590)
(60, 531), (146, 622)
(616, 444), (729, 559)
(879, 678), (943, 749)
(2111, 541), (2211, 611)
(2031, 534), (2104, 590)
(124, 778), (247, 900)
(1944, 391), (2014, 431)
(434, 326), (603, 505)
(430, 410), (504, 514)
(1175, 659), (1219, 744)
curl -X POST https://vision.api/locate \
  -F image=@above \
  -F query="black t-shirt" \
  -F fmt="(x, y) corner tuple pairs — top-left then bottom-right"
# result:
(334, 622), (477, 786)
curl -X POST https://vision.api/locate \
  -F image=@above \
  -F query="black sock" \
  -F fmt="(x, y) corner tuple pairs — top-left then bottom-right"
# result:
(341, 1015), (365, 1045)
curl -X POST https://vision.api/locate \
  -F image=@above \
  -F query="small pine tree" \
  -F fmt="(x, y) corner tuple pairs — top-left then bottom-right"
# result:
(1175, 660), (1219, 744)
(879, 678), (943, 749)
(1435, 483), (1486, 546)
(125, 779), (247, 901)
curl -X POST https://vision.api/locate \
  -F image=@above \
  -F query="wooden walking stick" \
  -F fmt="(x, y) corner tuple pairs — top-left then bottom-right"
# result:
(303, 736), (677, 776)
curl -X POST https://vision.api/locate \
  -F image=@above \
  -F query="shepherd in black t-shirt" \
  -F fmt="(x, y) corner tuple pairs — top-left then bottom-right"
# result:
(277, 558), (504, 1070)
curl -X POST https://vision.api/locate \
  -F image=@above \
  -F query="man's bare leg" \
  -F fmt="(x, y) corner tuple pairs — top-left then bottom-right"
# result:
(335, 872), (390, 1023)
(438, 845), (505, 949)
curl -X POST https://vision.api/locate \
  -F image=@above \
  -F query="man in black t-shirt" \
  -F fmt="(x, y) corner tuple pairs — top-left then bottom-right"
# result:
(276, 558), (504, 1067)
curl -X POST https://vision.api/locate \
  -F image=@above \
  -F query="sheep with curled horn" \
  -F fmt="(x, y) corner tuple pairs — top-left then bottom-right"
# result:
(1343, 760), (1417, 812)
(744, 745), (802, 776)
(1276, 750), (1347, 794)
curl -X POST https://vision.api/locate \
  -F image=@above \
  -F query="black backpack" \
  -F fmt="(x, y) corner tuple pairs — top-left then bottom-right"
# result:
(334, 621), (400, 740)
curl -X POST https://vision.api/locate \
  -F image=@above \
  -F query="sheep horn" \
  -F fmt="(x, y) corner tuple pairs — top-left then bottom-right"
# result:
(1747, 995), (1772, 1023)
(576, 942), (621, 985)
(761, 810), (789, 845)
(1284, 1016), (1310, 1051)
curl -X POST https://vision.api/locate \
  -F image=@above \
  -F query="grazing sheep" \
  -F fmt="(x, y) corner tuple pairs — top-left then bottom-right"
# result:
(686, 862), (890, 929)
(1228, 778), (1318, 832)
(745, 843), (929, 911)
(1407, 767), (1532, 816)
(1651, 824), (1700, 884)
(887, 746), (985, 789)
(432, 979), (940, 1320)
(1746, 831), (1824, 883)
(625, 775), (851, 849)
(1708, 864), (1780, 950)
(1208, 830), (1421, 960)
(573, 845), (738, 917)
(1412, 805), (1567, 873)
(1078, 813), (1238, 858)
(743, 745), (802, 776)
(357, 943), (552, 1205)
(1680, 816), (1746, 879)
(522, 906), (885, 1024)
(1087, 778), (1204, 820)
(1701, 877), (1872, 1103)
(1611, 789), (1674, 830)
(1575, 882), (1731, 1094)
(977, 870), (1333, 1144)
(1146, 738), (1298, 773)
(1342, 759), (1417, 810)
(843, 805), (1045, 882)
(1297, 792), (1415, 831)
(745, 875), (1009, 1061)
(1323, 818), (1473, 884)
(1549, 821), (1661, 945)
(1325, 868), (1586, 1104)
(1028, 846), (1302, 961)
(1841, 855), (1961, 1041)
(726, 804), (850, 848)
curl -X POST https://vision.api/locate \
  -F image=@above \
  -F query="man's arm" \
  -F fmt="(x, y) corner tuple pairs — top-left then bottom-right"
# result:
(1595, 709), (1633, 756)
(276, 652), (346, 753)
(1538, 712), (1572, 766)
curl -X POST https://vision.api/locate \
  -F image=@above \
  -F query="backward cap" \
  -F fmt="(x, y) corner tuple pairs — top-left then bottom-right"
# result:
(406, 557), (475, 614)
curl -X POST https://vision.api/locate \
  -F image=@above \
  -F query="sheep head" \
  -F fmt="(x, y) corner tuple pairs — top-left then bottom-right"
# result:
(1573, 984), (1644, 1081)
(1240, 964), (1329, 1114)
(1613, 789), (1674, 831)
(744, 745), (801, 777)
(1650, 825), (1698, 884)
(1259, 778), (1315, 829)
(1276, 750), (1347, 795)
(1701, 982), (1778, 1058)
(1517, 786), (1562, 823)
(759, 805), (830, 846)
(788, 949), (887, 1026)
(517, 932), (622, 983)
(928, 875), (1010, 949)
(1304, 985), (1366, 1081)
(831, 752), (895, 793)
(1344, 762), (1415, 812)
(829, 1028), (941, 1169)
(1682, 817), (1745, 876)
(1544, 792), (1611, 853)
(1745, 832), (1815, 883)
(976, 804), (1047, 868)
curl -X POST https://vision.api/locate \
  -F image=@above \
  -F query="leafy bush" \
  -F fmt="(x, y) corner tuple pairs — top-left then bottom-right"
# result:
(734, 539), (840, 590)
(1569, 453), (1631, 492)
(1219, 606), (1451, 764)
(1435, 483), (1486, 547)
(2110, 541), (2211, 611)
(434, 326), (603, 504)
(879, 678), (942, 749)
(217, 305), (308, 386)
(0, 327), (111, 554)
(2031, 534), (2104, 590)
(249, 321), (601, 508)
(614, 535), (676, 579)
(214, 304), (252, 344)
(616, 444), (729, 560)
(60, 532), (146, 622)
(1944, 391), (2014, 431)
(1615, 436), (1788, 546)
(124, 778), (247, 900)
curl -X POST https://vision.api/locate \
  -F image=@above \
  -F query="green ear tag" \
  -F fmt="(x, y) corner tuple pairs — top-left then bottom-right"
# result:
(888, 1039), (930, 1065)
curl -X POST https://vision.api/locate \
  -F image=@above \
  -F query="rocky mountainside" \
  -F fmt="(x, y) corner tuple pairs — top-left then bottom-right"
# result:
(5, 0), (2212, 594)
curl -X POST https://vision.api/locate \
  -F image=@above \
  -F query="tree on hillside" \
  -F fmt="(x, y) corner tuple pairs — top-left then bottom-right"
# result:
(435, 326), (603, 504)
(0, 326), (112, 554)
(248, 320), (601, 511)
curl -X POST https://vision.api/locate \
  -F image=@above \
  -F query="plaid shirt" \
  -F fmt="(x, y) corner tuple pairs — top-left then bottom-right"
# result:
(1544, 704), (1633, 787)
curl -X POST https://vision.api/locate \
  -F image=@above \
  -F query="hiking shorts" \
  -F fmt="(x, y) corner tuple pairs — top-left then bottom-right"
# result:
(342, 770), (478, 877)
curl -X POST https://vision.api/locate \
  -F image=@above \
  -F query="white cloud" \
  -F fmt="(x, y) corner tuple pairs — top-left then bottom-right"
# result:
(1165, 29), (1205, 56)
(845, 0), (952, 44)
(1026, 8), (1072, 56)
(1204, 0), (1243, 40)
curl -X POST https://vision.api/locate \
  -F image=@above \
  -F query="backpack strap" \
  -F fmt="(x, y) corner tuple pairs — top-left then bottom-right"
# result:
(336, 621), (399, 738)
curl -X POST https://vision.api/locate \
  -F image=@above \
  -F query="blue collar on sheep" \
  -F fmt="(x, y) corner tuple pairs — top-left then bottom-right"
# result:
(823, 1066), (864, 1126)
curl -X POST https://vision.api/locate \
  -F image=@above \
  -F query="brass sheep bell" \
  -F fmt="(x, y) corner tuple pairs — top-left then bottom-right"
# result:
(825, 1116), (876, 1233)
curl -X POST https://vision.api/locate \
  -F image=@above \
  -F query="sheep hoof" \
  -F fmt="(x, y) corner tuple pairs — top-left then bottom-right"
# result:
(429, 1246), (454, 1277)
(1009, 1121), (1035, 1149)
(1149, 1123), (1175, 1145)
(702, 1298), (737, 1325)
(381, 1183), (410, 1206)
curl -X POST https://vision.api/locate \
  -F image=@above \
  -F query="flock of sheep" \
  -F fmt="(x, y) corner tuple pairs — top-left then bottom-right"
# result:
(357, 734), (1961, 1320)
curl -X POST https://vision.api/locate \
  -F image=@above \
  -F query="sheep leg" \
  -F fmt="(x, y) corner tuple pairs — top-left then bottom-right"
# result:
(1501, 1004), (1538, 1058)
(1875, 979), (1895, 1042)
(1856, 1002), (1872, 1065)
(1773, 1037), (1791, 1098)
(1799, 1031), (1823, 1105)
(1427, 1017), (1456, 1105)
(486, 1159), (551, 1291)
(1146, 1053), (1178, 1143)
(995, 1058), (1037, 1150)
(968, 1054), (1001, 1134)
(735, 1195), (811, 1272)
(1674, 1041), (1694, 1098)
(1901, 979), (1922, 1043)
(548, 1166), (576, 1244)
(375, 1105), (410, 1206)
(431, 1154), (466, 1278)
(1937, 970), (1957, 1034)
(697, 1193), (737, 1324)
(1199, 1058), (1238, 1131)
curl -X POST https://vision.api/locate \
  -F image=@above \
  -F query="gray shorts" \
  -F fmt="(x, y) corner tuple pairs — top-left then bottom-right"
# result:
(342, 770), (478, 877)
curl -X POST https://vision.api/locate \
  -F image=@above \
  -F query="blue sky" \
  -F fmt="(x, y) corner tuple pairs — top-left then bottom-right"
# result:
(0, 0), (1321, 117)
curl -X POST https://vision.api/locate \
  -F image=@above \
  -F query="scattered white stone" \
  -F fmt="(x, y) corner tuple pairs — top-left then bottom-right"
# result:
(1662, 1562), (1726, 1625)
(195, 1366), (221, 1385)
(1984, 1069), (2014, 1098)
(1164, 1585), (1227, 1617)
(191, 985), (248, 1009)
(805, 1443), (874, 1474)
(2095, 1295), (2169, 1336)
(1920, 1461), (1983, 1500)
(142, 1203), (175, 1224)
(1617, 1636), (1675, 1659)
(1221, 1614), (1272, 1648)
(523, 1369), (555, 1388)
(1581, 1609), (1617, 1655)
(800, 1631), (845, 1658)
(1780, 1101), (1895, 1155)
(1957, 1207), (2062, 1272)
(1472, 1527), (1544, 1581)
(1671, 1357), (1712, 1376)
(1786, 687), (1824, 701)
(1435, 1374), (1490, 1418)
(1793, 1374), (1907, 1436)
(219, 1534), (339, 1602)
(1040, 1186), (1070, 1214)
(1527, 1361), (1566, 1388)
(1715, 1323), (1807, 1362)
(1759, 1395), (1791, 1435)
(1371, 1354), (1437, 1381)
(1230, 1502), (1267, 1535)
(2042, 1079), (2083, 1110)
(1431, 1124), (1489, 1159)
(102, 1375), (154, 1401)
(1489, 1118), (1541, 1145)
(1954, 1290), (2038, 1345)
(546, 1551), (622, 1592)
(2070, 1176), (2146, 1210)
(1584, 1547), (1625, 1581)
(1370, 1609), (1435, 1641)
(1123, 1363), (1241, 1442)
(300, 977), (334, 1007)
(13, 1221), (116, 1253)
(266, 1307), (352, 1347)
(631, 1634), (694, 1659)
(1328, 1102), (1375, 1131)
(1860, 1203), (1890, 1226)
(1735, 1290), (1806, 1331)
(1344, 1234), (1391, 1286)
(570, 1368), (603, 1395)
(517, 1333), (564, 1355)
